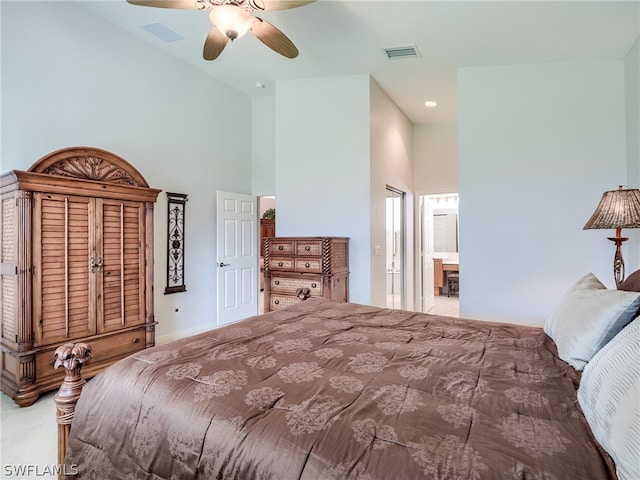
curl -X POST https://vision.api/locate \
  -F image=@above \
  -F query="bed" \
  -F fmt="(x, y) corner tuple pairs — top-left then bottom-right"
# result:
(54, 272), (640, 480)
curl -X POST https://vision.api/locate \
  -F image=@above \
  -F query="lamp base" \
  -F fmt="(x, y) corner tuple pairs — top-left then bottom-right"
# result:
(607, 236), (628, 288)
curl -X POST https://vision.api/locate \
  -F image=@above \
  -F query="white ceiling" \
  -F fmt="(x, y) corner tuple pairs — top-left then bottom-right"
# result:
(77, 0), (639, 125)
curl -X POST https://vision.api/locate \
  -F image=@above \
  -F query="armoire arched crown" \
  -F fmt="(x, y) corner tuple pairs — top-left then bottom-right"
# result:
(28, 146), (149, 187)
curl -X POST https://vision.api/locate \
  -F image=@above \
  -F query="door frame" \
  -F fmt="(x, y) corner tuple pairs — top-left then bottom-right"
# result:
(419, 196), (435, 313)
(386, 185), (406, 310)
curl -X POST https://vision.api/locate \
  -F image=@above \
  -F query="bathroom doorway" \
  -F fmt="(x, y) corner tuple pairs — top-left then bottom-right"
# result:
(419, 193), (459, 315)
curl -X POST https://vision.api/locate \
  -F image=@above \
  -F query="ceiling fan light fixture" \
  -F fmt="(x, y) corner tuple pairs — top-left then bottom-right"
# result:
(125, 0), (316, 60)
(210, 5), (255, 40)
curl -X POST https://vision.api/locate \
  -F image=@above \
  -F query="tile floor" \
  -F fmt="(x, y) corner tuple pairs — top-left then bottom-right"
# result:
(429, 294), (460, 317)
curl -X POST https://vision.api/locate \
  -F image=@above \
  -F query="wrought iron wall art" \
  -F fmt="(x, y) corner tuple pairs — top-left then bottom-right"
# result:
(165, 192), (188, 294)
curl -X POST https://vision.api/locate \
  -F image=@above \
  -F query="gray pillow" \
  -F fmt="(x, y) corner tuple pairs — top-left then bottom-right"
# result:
(577, 318), (640, 480)
(544, 272), (640, 370)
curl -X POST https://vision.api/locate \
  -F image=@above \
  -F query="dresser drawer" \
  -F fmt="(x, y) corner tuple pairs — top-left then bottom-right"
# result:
(269, 240), (294, 255)
(269, 257), (294, 271)
(35, 329), (145, 381)
(270, 275), (324, 296)
(294, 257), (323, 274)
(92, 329), (146, 361)
(270, 294), (304, 311)
(295, 240), (323, 256)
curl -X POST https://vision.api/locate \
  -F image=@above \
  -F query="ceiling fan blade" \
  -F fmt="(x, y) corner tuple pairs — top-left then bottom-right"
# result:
(126, 0), (201, 9)
(249, 0), (316, 11)
(203, 27), (229, 60)
(251, 19), (298, 58)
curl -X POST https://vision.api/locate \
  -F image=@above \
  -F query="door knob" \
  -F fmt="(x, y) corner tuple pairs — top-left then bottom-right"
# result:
(218, 262), (230, 268)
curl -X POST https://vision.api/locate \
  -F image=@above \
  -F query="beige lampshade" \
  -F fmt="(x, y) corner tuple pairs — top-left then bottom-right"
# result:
(584, 187), (640, 230)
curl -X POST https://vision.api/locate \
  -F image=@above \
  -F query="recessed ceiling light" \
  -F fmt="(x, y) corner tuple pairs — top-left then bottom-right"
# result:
(424, 101), (438, 107)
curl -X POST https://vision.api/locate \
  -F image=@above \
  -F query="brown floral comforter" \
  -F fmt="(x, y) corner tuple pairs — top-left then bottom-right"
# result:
(65, 298), (616, 479)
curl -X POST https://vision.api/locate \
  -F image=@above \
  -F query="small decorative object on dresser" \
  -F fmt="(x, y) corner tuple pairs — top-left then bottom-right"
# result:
(0, 147), (160, 406)
(263, 236), (348, 311)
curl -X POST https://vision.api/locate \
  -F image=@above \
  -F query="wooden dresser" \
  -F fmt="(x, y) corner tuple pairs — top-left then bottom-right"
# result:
(263, 236), (349, 311)
(0, 147), (160, 406)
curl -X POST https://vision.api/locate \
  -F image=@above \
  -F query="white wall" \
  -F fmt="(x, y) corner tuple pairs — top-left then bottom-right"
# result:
(370, 79), (415, 309)
(274, 75), (372, 304)
(458, 60), (629, 326)
(624, 37), (640, 270)
(252, 96), (276, 197)
(414, 123), (458, 195)
(2, 1), (253, 342)
(626, 37), (640, 187)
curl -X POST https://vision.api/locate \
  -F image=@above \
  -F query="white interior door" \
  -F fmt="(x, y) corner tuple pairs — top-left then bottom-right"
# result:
(420, 196), (435, 313)
(216, 191), (258, 326)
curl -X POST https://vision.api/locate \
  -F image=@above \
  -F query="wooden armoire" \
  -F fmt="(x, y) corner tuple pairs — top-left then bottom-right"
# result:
(0, 147), (161, 406)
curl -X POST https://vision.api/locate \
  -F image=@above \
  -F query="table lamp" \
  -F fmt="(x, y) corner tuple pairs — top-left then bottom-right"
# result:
(584, 186), (640, 288)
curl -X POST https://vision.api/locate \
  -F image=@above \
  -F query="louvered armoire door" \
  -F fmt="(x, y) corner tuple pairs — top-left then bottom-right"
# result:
(33, 193), (96, 347)
(96, 198), (146, 333)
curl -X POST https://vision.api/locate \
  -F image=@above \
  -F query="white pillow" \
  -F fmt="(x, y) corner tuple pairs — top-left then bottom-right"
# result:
(577, 318), (640, 480)
(544, 272), (640, 370)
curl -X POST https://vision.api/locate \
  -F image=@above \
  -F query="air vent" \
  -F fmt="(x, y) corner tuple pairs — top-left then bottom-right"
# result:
(383, 44), (421, 59)
(142, 23), (185, 43)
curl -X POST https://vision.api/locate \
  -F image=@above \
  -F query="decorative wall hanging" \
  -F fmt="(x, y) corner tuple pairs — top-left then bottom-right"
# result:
(165, 192), (188, 294)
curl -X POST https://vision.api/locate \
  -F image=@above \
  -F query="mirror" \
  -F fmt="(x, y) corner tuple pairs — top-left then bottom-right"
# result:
(434, 213), (458, 252)
(428, 194), (459, 253)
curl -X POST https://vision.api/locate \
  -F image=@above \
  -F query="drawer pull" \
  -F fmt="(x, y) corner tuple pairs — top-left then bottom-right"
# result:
(311, 283), (317, 288)
(278, 246), (284, 250)
(304, 262), (310, 268)
(296, 288), (311, 300)
(49, 359), (55, 367)
(304, 246), (311, 251)
(278, 262), (284, 267)
(132, 338), (140, 344)
(274, 299), (280, 305)
(274, 280), (280, 285)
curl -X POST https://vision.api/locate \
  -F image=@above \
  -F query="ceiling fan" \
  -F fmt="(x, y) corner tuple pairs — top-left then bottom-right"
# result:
(126, 0), (316, 60)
